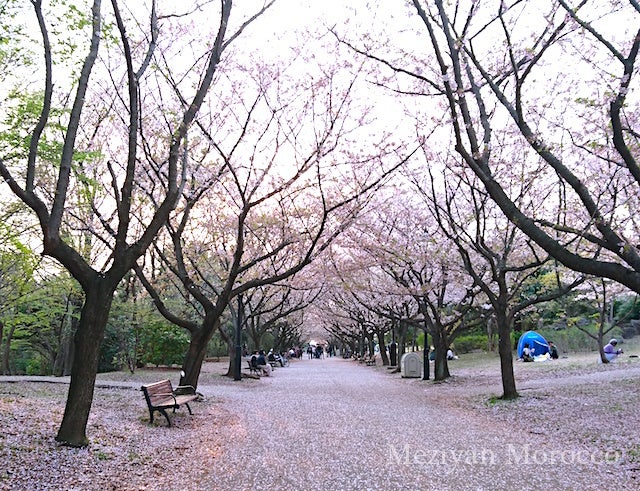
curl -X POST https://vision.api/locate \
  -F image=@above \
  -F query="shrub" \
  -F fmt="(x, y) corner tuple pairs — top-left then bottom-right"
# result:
(138, 322), (190, 367)
(453, 334), (488, 353)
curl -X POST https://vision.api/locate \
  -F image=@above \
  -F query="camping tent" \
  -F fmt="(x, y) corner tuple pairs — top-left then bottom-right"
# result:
(517, 331), (550, 359)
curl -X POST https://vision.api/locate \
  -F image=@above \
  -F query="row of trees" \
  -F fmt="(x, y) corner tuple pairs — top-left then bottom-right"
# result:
(0, 264), (306, 376)
(1, 0), (639, 446)
(318, 0), (640, 397)
(0, 0), (410, 446)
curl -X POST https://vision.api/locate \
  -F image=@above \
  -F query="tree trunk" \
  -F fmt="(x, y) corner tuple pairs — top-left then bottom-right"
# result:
(181, 317), (221, 387)
(375, 329), (389, 365)
(2, 323), (17, 375)
(226, 340), (238, 378)
(496, 312), (518, 399)
(0, 320), (4, 374)
(180, 331), (211, 388)
(597, 331), (609, 364)
(55, 284), (114, 447)
(432, 328), (450, 381)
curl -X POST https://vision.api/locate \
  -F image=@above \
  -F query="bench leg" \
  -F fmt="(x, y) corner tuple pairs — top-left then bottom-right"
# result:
(158, 408), (172, 427)
(185, 403), (193, 415)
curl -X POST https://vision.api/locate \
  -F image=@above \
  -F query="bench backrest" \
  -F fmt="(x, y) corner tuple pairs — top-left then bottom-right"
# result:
(142, 379), (174, 406)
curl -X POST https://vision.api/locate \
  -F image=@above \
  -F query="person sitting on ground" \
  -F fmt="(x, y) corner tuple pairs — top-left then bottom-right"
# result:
(522, 343), (534, 362)
(256, 350), (272, 376)
(549, 341), (559, 360)
(603, 339), (623, 362)
(446, 348), (458, 360)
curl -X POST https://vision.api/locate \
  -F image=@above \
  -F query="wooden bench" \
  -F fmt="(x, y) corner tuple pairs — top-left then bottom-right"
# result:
(141, 379), (198, 427)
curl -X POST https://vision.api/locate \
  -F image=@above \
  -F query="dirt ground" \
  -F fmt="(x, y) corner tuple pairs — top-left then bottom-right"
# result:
(1, 347), (639, 491)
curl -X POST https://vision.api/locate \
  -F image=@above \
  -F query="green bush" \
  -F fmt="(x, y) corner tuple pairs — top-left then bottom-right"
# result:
(453, 334), (488, 353)
(25, 357), (42, 375)
(138, 321), (190, 367)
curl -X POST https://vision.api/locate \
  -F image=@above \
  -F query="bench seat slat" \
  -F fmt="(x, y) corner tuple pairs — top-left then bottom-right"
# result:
(141, 379), (198, 426)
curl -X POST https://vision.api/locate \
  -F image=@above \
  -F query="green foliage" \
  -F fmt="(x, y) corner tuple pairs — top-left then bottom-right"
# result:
(454, 334), (488, 353)
(613, 294), (640, 321)
(416, 331), (425, 349)
(99, 322), (123, 373)
(518, 269), (560, 302)
(206, 332), (230, 358)
(137, 317), (190, 367)
(3, 274), (80, 375)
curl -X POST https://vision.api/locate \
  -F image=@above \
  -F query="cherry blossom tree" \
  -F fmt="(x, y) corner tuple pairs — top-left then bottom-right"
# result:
(335, 187), (484, 380)
(402, 0), (640, 293)
(133, 47), (412, 387)
(416, 163), (582, 396)
(572, 278), (634, 364)
(0, 0), (275, 446)
(336, 0), (639, 391)
(242, 283), (318, 353)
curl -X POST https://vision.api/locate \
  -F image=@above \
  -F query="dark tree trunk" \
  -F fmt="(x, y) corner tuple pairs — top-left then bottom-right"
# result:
(181, 317), (222, 387)
(368, 335), (375, 357)
(496, 311), (518, 399)
(55, 283), (114, 447)
(375, 329), (389, 365)
(53, 294), (80, 377)
(226, 341), (238, 377)
(0, 320), (4, 374)
(432, 328), (450, 381)
(180, 330), (212, 388)
(2, 323), (16, 375)
(597, 331), (609, 364)
(393, 322), (408, 373)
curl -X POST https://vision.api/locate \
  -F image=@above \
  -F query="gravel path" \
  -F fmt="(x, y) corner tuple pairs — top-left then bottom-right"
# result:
(195, 357), (633, 491)
(1, 355), (638, 491)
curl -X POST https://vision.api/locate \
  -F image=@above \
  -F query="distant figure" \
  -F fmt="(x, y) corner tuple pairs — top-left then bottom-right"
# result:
(522, 344), (534, 362)
(446, 349), (458, 360)
(603, 339), (623, 362)
(549, 342), (559, 360)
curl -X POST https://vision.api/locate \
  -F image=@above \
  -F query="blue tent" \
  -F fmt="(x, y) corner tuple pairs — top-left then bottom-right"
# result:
(517, 331), (550, 359)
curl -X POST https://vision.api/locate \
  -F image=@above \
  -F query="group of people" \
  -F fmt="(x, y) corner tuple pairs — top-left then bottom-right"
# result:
(306, 344), (327, 359)
(521, 338), (625, 362)
(521, 341), (560, 362)
(249, 349), (289, 377)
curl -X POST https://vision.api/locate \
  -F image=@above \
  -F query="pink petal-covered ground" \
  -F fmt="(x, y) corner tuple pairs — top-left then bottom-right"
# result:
(1, 349), (639, 491)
